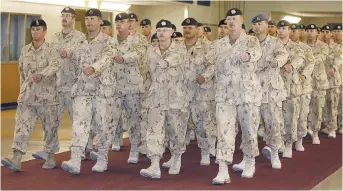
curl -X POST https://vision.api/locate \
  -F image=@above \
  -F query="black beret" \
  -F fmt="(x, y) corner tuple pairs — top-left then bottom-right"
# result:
(30, 19), (47, 28)
(306, 24), (317, 30)
(277, 20), (290, 27)
(268, 20), (276, 26)
(333, 24), (342, 30)
(204, 26), (211, 32)
(85, 8), (102, 17)
(115, 13), (129, 21)
(101, 20), (112, 27)
(218, 19), (226, 27)
(181, 18), (198, 26)
(140, 19), (151, 26)
(226, 8), (242, 17)
(172, 32), (183, 38)
(197, 23), (203, 27)
(290, 23), (299, 30)
(321, 25), (331, 31)
(128, 13), (138, 21)
(156, 19), (172, 29)
(299, 24), (306, 29)
(61, 7), (75, 15)
(151, 33), (158, 42)
(172, 24), (177, 31)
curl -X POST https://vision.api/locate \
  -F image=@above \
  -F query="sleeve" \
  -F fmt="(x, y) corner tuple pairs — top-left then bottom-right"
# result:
(313, 43), (329, 63)
(165, 44), (186, 68)
(122, 35), (148, 65)
(18, 48), (25, 86)
(91, 38), (117, 74)
(289, 44), (305, 70)
(39, 47), (61, 79)
(272, 40), (289, 68)
(241, 36), (262, 71)
(201, 44), (215, 82)
(301, 47), (315, 79)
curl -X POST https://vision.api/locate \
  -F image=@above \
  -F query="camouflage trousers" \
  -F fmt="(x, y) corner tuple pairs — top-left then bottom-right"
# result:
(112, 108), (130, 146)
(116, 93), (141, 151)
(187, 101), (216, 151)
(297, 93), (311, 139)
(146, 108), (188, 158)
(282, 97), (301, 144)
(260, 102), (283, 150)
(308, 90), (326, 134)
(12, 104), (59, 154)
(71, 96), (121, 151)
(216, 103), (260, 164)
(323, 88), (340, 132)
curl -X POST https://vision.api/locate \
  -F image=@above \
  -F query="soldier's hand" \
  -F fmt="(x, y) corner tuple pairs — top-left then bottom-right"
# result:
(300, 75), (306, 82)
(32, 74), (42, 83)
(284, 64), (293, 73)
(329, 68), (335, 77)
(270, 60), (278, 68)
(114, 56), (124, 64)
(83, 66), (95, 76)
(239, 52), (250, 62)
(196, 75), (205, 85)
(59, 48), (68, 58)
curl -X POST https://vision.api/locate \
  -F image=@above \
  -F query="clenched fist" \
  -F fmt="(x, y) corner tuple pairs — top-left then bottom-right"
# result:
(32, 74), (42, 83)
(196, 75), (205, 85)
(83, 66), (95, 76)
(59, 48), (68, 58)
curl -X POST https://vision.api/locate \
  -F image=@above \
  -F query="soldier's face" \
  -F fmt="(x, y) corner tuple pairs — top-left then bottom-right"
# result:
(252, 21), (267, 35)
(31, 26), (46, 41)
(85, 16), (101, 32)
(268, 25), (277, 35)
(183, 25), (197, 39)
(151, 39), (159, 46)
(333, 30), (342, 42)
(141, 25), (152, 36)
(128, 19), (137, 31)
(101, 26), (112, 36)
(306, 29), (317, 40)
(204, 32), (211, 40)
(321, 30), (331, 41)
(225, 15), (243, 31)
(277, 26), (290, 39)
(290, 29), (300, 41)
(218, 25), (229, 38)
(197, 26), (204, 38)
(299, 29), (306, 37)
(61, 13), (74, 26)
(156, 27), (173, 41)
(173, 37), (184, 44)
(116, 19), (129, 32)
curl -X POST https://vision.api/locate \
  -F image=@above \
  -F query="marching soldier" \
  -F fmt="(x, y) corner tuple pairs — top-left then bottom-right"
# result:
(211, 8), (262, 184)
(1, 19), (61, 171)
(321, 25), (342, 138)
(289, 23), (315, 152)
(305, 24), (330, 144)
(140, 19), (188, 178)
(171, 32), (184, 44)
(299, 24), (307, 42)
(140, 18), (153, 42)
(268, 20), (277, 37)
(246, 14), (288, 170)
(61, 8), (120, 174)
(204, 26), (212, 41)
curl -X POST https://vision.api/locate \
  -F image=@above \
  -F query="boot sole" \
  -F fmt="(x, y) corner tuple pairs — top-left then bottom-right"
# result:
(61, 163), (80, 174)
(32, 153), (47, 162)
(112, 148), (121, 152)
(140, 171), (161, 179)
(200, 162), (210, 166)
(127, 160), (139, 164)
(212, 178), (231, 185)
(168, 169), (180, 174)
(232, 166), (244, 172)
(92, 168), (108, 172)
(1, 159), (20, 172)
(42, 164), (56, 169)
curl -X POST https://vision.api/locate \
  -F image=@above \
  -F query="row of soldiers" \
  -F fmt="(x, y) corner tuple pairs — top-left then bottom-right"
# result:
(1, 6), (342, 185)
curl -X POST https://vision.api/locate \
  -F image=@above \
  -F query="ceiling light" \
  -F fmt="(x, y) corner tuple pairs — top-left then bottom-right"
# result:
(282, 15), (301, 24)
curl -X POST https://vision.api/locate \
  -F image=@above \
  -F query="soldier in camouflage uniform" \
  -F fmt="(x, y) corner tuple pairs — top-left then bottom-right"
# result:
(289, 24), (315, 152)
(101, 20), (113, 37)
(1, 19), (61, 171)
(305, 24), (330, 145)
(275, 21), (305, 159)
(210, 8), (262, 184)
(61, 9), (120, 174)
(321, 25), (342, 139)
(140, 19), (188, 179)
(240, 14), (288, 171)
(32, 7), (89, 162)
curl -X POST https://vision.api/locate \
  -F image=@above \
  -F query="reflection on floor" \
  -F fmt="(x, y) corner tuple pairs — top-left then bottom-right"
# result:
(1, 109), (341, 190)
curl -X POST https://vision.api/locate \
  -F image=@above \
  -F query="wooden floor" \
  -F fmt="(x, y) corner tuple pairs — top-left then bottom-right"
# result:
(0, 109), (341, 190)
